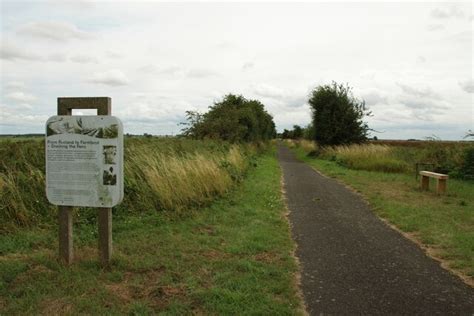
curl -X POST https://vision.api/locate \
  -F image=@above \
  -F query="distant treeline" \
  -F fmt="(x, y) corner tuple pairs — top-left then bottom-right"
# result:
(0, 134), (44, 138)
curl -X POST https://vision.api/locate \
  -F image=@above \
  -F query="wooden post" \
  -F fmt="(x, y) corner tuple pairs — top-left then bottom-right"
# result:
(437, 179), (447, 194)
(98, 207), (112, 266)
(57, 97), (113, 266)
(58, 206), (73, 264)
(420, 175), (429, 191)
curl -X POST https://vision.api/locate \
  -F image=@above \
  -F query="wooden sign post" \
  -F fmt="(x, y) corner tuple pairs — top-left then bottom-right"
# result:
(46, 97), (123, 266)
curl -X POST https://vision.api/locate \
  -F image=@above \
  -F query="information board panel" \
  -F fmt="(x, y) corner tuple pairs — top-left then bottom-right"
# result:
(46, 116), (123, 207)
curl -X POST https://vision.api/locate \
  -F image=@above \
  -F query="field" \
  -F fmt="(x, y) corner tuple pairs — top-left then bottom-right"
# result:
(288, 139), (474, 283)
(0, 137), (303, 314)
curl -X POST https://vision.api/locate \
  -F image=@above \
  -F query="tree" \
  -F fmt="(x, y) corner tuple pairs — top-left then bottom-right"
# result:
(181, 94), (276, 142)
(281, 129), (291, 139)
(303, 123), (315, 140)
(292, 125), (303, 139)
(308, 82), (371, 146)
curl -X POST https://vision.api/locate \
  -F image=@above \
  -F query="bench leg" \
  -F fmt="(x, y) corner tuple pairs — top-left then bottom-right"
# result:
(420, 175), (429, 191)
(437, 179), (447, 194)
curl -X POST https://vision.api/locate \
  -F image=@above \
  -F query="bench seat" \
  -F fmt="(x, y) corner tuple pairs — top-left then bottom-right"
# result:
(419, 171), (448, 194)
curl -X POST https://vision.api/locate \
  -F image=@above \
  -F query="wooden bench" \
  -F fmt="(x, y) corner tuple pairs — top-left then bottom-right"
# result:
(419, 171), (449, 194)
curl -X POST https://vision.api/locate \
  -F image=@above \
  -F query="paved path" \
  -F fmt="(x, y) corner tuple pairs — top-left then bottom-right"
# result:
(277, 145), (474, 315)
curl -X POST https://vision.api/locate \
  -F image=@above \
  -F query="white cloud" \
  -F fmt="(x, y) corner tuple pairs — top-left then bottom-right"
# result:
(359, 70), (376, 80)
(253, 83), (307, 108)
(4, 81), (26, 90)
(47, 53), (67, 62)
(430, 6), (465, 19)
(17, 103), (34, 110)
(459, 79), (474, 93)
(427, 24), (445, 31)
(116, 99), (190, 127)
(5, 91), (37, 103)
(360, 90), (388, 106)
(187, 68), (218, 78)
(216, 41), (233, 49)
(70, 54), (98, 63)
(396, 83), (438, 98)
(0, 42), (69, 62)
(106, 50), (122, 59)
(253, 83), (286, 99)
(242, 62), (254, 71)
(0, 42), (42, 61)
(87, 69), (129, 86)
(393, 83), (450, 121)
(416, 56), (426, 64)
(447, 31), (473, 43)
(0, 105), (48, 127)
(17, 21), (95, 41)
(137, 65), (182, 76)
(397, 96), (448, 111)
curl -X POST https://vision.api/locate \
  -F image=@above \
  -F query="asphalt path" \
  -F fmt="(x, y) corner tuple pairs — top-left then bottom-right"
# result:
(277, 145), (474, 315)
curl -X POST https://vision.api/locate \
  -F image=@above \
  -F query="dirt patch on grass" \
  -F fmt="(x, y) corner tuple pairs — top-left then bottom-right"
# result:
(74, 246), (98, 263)
(105, 267), (190, 311)
(193, 225), (216, 236)
(11, 264), (54, 290)
(146, 284), (189, 310)
(39, 298), (73, 315)
(105, 272), (134, 303)
(254, 251), (280, 263)
(201, 249), (229, 260)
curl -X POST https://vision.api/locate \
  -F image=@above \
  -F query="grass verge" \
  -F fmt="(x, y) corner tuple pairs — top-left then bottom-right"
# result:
(292, 147), (474, 285)
(0, 150), (303, 314)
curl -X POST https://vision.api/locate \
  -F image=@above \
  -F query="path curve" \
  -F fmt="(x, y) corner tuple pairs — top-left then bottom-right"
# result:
(278, 145), (473, 315)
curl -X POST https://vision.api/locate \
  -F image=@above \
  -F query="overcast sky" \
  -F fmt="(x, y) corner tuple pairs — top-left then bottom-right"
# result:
(1, 1), (473, 139)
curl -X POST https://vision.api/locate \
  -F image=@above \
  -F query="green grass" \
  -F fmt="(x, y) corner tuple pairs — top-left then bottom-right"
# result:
(293, 147), (474, 281)
(0, 150), (303, 314)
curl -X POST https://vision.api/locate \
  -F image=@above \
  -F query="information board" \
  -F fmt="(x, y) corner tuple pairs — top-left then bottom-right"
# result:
(46, 115), (124, 207)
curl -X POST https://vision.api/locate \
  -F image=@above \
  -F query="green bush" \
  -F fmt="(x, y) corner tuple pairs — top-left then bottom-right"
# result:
(181, 94), (276, 142)
(458, 147), (474, 179)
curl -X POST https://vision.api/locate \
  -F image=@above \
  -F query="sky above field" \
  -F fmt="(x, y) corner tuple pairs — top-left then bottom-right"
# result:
(1, 1), (473, 139)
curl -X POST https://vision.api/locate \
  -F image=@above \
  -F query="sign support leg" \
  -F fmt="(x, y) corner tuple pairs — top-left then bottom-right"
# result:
(54, 97), (117, 266)
(98, 207), (112, 266)
(59, 206), (73, 264)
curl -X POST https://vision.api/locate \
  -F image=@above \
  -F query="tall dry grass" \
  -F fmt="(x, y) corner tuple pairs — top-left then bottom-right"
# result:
(322, 144), (410, 173)
(126, 144), (247, 211)
(0, 137), (256, 233)
(292, 139), (473, 176)
(298, 139), (317, 153)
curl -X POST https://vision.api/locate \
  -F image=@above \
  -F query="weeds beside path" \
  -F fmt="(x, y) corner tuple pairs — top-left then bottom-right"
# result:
(0, 150), (304, 314)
